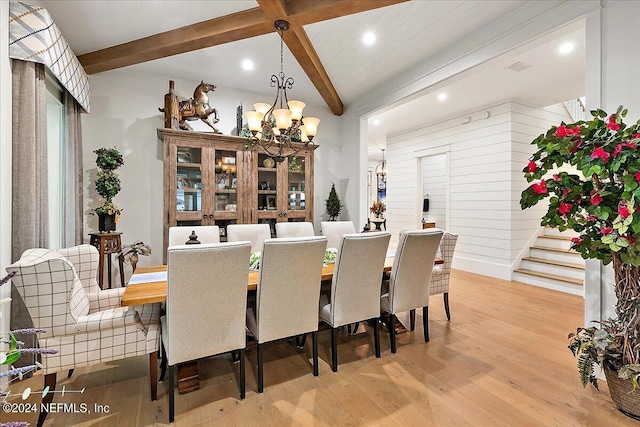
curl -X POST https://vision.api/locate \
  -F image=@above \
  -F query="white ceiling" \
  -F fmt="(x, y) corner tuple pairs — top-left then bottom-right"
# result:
(31, 0), (583, 161)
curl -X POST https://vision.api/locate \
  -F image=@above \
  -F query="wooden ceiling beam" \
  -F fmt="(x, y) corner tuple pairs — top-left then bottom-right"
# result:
(284, 0), (410, 27)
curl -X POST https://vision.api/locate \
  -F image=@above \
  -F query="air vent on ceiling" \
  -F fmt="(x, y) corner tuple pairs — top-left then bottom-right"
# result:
(505, 62), (532, 72)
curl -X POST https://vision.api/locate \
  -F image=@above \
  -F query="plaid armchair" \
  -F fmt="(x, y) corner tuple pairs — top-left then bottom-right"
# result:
(429, 232), (458, 320)
(7, 244), (161, 426)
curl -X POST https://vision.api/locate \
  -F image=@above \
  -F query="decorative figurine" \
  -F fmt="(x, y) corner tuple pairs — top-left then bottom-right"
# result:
(159, 80), (221, 133)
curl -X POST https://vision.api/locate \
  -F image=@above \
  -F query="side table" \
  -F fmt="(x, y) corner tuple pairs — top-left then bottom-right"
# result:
(89, 232), (125, 289)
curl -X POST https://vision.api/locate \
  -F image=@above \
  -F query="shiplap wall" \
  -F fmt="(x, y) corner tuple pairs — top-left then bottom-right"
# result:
(420, 154), (447, 228)
(386, 101), (570, 280)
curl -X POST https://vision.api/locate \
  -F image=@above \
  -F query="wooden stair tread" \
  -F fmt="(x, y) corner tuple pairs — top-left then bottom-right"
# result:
(514, 269), (583, 285)
(530, 245), (581, 255)
(522, 257), (585, 270)
(537, 235), (573, 241)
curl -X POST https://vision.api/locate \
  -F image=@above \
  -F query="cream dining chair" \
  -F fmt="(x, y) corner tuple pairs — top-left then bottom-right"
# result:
(275, 221), (315, 238)
(319, 232), (391, 371)
(7, 245), (161, 426)
(246, 236), (327, 392)
(168, 225), (220, 246)
(227, 223), (271, 253)
(381, 229), (443, 353)
(320, 220), (356, 249)
(162, 242), (251, 423)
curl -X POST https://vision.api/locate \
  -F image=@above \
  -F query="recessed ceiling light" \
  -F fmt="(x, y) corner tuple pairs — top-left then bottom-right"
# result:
(362, 32), (376, 46)
(558, 42), (575, 55)
(437, 93), (447, 101)
(372, 119), (380, 125)
(241, 59), (254, 71)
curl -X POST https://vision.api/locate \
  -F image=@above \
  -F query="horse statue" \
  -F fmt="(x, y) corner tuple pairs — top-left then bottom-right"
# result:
(160, 81), (220, 133)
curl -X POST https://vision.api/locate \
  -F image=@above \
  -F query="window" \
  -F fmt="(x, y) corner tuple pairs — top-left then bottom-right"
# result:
(45, 72), (65, 249)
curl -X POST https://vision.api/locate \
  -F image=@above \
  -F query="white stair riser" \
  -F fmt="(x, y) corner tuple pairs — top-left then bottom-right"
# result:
(543, 227), (579, 238)
(521, 260), (585, 280)
(529, 248), (584, 265)
(535, 237), (574, 250)
(513, 272), (584, 296)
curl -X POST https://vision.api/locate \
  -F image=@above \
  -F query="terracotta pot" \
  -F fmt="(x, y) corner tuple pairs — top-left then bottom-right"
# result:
(604, 363), (640, 421)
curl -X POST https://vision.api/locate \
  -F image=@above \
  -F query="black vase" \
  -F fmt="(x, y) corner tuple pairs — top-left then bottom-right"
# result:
(98, 213), (116, 232)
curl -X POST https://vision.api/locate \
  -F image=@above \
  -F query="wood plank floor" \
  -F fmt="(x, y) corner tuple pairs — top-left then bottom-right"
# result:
(4, 270), (635, 426)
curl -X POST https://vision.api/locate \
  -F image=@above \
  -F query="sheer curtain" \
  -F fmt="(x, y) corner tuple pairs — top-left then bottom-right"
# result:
(64, 91), (83, 247)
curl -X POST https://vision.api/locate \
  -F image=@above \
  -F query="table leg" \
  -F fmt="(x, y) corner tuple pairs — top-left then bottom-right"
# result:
(107, 254), (113, 289)
(118, 254), (125, 287)
(97, 248), (105, 289)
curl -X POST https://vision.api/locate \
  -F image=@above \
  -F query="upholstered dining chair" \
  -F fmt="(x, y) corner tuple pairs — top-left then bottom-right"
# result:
(246, 236), (327, 392)
(7, 245), (161, 427)
(275, 221), (315, 238)
(162, 242), (251, 423)
(227, 223), (271, 253)
(320, 220), (356, 249)
(168, 225), (220, 246)
(428, 231), (458, 321)
(319, 232), (391, 372)
(381, 229), (443, 353)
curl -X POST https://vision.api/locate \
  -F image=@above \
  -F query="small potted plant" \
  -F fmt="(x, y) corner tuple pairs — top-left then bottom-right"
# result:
(325, 182), (343, 221)
(93, 147), (124, 232)
(117, 241), (152, 273)
(520, 106), (640, 418)
(370, 201), (386, 219)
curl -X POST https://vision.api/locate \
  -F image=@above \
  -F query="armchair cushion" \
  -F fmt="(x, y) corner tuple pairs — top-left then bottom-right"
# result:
(87, 287), (125, 312)
(76, 306), (142, 333)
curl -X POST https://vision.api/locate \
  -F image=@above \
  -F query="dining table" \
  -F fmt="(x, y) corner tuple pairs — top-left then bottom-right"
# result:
(122, 256), (443, 393)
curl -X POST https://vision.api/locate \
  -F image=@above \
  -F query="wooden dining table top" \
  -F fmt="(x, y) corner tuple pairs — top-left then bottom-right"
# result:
(121, 257), (443, 307)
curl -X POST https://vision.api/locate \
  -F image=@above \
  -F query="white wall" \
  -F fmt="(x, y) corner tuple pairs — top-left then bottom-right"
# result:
(420, 154), (447, 228)
(82, 69), (341, 268)
(0, 0), (12, 381)
(386, 101), (569, 280)
(584, 0), (640, 326)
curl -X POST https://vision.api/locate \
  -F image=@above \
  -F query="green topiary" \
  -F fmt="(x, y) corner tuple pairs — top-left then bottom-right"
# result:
(325, 182), (342, 221)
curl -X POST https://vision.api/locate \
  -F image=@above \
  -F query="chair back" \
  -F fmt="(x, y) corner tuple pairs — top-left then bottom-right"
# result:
(169, 225), (220, 246)
(166, 242), (251, 366)
(56, 244), (101, 294)
(321, 221), (356, 249)
(328, 232), (390, 327)
(227, 223), (271, 253)
(429, 232), (458, 296)
(254, 236), (327, 343)
(7, 248), (90, 338)
(387, 229), (443, 313)
(275, 221), (315, 238)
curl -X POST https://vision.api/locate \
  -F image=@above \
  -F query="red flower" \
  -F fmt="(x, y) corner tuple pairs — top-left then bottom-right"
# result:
(569, 140), (582, 154)
(608, 114), (621, 131)
(527, 161), (537, 173)
(566, 125), (582, 136)
(532, 180), (547, 195)
(601, 227), (613, 235)
(586, 215), (597, 222)
(619, 205), (632, 218)
(635, 171), (640, 184)
(591, 147), (610, 163)
(590, 194), (603, 206)
(553, 174), (561, 181)
(624, 235), (637, 245)
(571, 237), (582, 245)
(559, 202), (572, 214)
(562, 189), (572, 197)
(555, 125), (568, 137)
(632, 133), (640, 140)
(613, 142), (636, 156)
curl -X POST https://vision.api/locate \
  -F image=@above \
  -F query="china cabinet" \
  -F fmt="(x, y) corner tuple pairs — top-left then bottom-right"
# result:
(159, 129), (316, 262)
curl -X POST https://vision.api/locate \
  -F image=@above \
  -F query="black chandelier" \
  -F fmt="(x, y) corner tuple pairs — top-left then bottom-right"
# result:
(245, 20), (320, 162)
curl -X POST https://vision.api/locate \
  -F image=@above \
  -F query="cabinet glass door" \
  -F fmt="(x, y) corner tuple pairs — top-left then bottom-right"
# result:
(256, 153), (279, 220)
(284, 154), (308, 221)
(213, 149), (240, 240)
(176, 146), (203, 214)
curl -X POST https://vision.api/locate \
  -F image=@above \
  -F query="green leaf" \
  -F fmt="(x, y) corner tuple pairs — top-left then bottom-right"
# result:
(610, 243), (621, 252)
(616, 238), (629, 248)
(3, 351), (21, 365)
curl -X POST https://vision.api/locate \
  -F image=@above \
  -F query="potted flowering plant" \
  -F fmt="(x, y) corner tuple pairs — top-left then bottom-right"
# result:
(520, 105), (640, 418)
(370, 201), (386, 218)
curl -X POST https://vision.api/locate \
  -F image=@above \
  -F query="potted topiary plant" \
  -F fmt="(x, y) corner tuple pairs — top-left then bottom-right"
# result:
(325, 182), (342, 221)
(93, 147), (124, 232)
(520, 106), (640, 419)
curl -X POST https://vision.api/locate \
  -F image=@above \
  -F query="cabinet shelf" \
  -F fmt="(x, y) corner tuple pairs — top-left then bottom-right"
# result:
(177, 162), (201, 169)
(258, 190), (277, 194)
(215, 189), (237, 194)
(258, 167), (277, 173)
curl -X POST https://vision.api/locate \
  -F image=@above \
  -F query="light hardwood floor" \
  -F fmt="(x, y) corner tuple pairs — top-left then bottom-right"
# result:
(5, 270), (635, 426)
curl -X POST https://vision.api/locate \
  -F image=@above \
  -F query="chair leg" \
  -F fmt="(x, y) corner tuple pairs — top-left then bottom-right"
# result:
(159, 343), (167, 382)
(373, 317), (380, 358)
(312, 331), (319, 377)
(409, 309), (416, 331)
(168, 365), (175, 423)
(296, 334), (307, 349)
(347, 323), (352, 335)
(37, 372), (56, 427)
(67, 369), (74, 379)
(390, 314), (397, 354)
(257, 343), (264, 393)
(150, 352), (158, 401)
(239, 348), (246, 399)
(331, 327), (338, 372)
(444, 292), (451, 321)
(423, 306), (430, 343)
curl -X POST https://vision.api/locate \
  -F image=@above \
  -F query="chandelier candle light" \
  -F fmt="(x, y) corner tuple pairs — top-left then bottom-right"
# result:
(245, 20), (320, 162)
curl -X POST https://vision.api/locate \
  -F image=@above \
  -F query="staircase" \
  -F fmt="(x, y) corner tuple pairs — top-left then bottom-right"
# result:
(513, 227), (585, 296)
